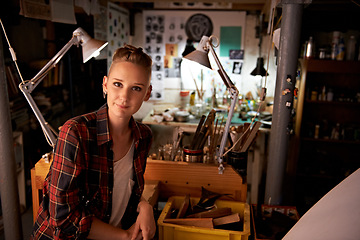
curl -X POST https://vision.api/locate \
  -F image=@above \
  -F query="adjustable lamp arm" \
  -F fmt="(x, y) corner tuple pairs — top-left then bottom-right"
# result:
(206, 37), (239, 173)
(207, 37), (234, 89)
(18, 31), (83, 147)
(17, 28), (107, 148)
(184, 35), (239, 173)
(25, 36), (80, 92)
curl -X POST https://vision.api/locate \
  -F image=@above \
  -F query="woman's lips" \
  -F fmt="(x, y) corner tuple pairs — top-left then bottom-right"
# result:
(115, 103), (129, 109)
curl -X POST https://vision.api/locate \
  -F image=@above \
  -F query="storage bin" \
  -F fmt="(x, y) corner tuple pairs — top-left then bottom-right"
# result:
(158, 196), (250, 240)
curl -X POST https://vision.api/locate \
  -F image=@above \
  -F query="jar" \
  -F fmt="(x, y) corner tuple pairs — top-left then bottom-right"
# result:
(319, 48), (326, 59)
(227, 151), (248, 177)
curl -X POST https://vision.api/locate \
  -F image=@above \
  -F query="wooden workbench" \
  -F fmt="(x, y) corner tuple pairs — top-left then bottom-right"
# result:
(31, 157), (246, 222)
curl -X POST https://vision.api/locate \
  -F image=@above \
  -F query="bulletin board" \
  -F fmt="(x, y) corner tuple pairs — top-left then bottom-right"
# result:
(143, 10), (246, 101)
(107, 2), (130, 72)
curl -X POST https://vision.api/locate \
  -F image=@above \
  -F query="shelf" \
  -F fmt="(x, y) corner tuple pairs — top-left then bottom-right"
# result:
(305, 100), (360, 106)
(301, 59), (360, 74)
(292, 56), (360, 213)
(296, 173), (336, 180)
(301, 137), (360, 145)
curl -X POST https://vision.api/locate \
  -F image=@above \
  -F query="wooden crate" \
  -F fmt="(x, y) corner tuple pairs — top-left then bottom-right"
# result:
(144, 159), (247, 202)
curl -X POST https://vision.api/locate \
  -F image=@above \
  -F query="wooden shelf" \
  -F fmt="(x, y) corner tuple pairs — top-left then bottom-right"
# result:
(302, 137), (360, 145)
(292, 58), (360, 212)
(301, 59), (360, 74)
(296, 173), (336, 180)
(304, 100), (360, 106)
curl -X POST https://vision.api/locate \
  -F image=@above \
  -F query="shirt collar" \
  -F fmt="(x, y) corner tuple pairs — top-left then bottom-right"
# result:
(96, 104), (144, 146)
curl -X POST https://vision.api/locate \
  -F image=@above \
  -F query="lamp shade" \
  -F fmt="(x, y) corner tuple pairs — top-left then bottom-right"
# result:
(73, 27), (108, 63)
(250, 57), (268, 76)
(183, 36), (211, 69)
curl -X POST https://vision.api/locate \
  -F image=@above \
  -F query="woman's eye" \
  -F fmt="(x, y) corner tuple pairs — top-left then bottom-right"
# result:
(132, 86), (142, 91)
(113, 82), (122, 87)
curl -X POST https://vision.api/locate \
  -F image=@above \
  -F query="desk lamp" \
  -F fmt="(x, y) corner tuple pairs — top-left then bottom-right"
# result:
(1, 23), (108, 148)
(184, 35), (239, 174)
(251, 14), (268, 77)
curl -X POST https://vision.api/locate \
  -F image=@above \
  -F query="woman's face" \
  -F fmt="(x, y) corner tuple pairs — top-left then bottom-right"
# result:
(103, 61), (152, 120)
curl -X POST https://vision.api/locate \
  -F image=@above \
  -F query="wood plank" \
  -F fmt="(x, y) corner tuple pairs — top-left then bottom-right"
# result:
(142, 180), (160, 207)
(176, 194), (190, 218)
(213, 213), (241, 226)
(35, 154), (52, 180)
(163, 218), (214, 228)
(186, 207), (232, 219)
(31, 167), (39, 223)
(239, 121), (262, 152)
(144, 159), (247, 202)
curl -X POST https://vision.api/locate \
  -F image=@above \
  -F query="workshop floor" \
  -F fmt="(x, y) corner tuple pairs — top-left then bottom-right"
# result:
(0, 206), (33, 240)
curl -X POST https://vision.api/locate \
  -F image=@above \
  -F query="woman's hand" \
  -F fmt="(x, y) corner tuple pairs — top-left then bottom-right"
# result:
(131, 200), (156, 240)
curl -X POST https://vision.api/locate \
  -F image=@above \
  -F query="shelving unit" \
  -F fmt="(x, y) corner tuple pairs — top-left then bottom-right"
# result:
(292, 59), (360, 212)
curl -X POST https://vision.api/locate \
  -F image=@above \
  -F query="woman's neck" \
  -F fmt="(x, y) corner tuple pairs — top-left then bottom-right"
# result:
(108, 114), (131, 137)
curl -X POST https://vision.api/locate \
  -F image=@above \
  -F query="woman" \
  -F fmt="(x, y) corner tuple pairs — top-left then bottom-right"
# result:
(31, 45), (155, 240)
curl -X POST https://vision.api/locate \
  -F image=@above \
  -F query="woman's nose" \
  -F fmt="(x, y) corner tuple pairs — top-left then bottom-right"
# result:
(119, 88), (131, 100)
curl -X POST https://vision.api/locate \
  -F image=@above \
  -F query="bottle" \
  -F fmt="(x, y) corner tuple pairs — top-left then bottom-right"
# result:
(336, 36), (345, 61)
(189, 91), (195, 106)
(327, 88), (334, 101)
(314, 124), (320, 139)
(346, 35), (356, 61)
(321, 86), (326, 101)
(305, 36), (314, 58)
(331, 31), (340, 60)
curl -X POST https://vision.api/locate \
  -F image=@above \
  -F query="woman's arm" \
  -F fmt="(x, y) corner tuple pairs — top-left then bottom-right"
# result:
(88, 217), (141, 240)
(131, 198), (156, 240)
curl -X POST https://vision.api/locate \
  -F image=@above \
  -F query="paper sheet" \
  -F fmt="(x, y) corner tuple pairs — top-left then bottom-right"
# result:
(51, 0), (77, 24)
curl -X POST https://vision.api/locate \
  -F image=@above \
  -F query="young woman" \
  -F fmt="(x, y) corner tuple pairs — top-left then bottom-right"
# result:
(31, 45), (155, 240)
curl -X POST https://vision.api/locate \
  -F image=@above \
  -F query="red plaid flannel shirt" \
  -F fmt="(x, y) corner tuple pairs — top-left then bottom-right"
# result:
(31, 104), (152, 239)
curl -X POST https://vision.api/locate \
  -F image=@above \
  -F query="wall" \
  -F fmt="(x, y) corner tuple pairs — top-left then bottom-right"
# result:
(131, 12), (277, 119)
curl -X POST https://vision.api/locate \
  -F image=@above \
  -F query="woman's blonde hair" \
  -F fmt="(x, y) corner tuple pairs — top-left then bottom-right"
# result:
(109, 44), (152, 78)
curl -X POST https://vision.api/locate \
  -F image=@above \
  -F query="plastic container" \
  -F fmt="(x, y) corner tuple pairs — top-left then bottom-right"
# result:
(158, 196), (251, 240)
(179, 90), (190, 110)
(346, 35), (356, 61)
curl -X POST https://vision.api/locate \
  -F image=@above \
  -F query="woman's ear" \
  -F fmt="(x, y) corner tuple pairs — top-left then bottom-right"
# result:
(144, 85), (152, 101)
(102, 76), (108, 92)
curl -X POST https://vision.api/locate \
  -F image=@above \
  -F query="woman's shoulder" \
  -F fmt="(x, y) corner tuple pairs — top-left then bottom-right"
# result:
(133, 119), (152, 138)
(61, 111), (97, 132)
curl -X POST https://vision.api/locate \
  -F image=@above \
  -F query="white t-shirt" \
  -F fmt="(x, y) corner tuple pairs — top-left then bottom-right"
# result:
(109, 141), (135, 228)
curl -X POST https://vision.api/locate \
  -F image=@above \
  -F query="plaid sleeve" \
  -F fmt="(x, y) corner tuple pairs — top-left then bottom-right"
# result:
(48, 120), (93, 239)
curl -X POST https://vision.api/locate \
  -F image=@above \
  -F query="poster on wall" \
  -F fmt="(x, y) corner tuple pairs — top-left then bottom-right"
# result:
(143, 10), (246, 101)
(93, 4), (107, 61)
(143, 13), (187, 100)
(107, 2), (129, 72)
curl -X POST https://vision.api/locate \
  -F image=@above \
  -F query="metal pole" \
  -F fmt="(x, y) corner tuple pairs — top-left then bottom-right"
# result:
(265, 1), (304, 205)
(0, 33), (23, 239)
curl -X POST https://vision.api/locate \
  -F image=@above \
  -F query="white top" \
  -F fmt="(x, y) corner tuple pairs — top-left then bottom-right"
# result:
(109, 141), (135, 228)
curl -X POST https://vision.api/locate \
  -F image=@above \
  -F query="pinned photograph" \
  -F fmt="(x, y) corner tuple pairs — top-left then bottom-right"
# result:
(229, 49), (244, 60)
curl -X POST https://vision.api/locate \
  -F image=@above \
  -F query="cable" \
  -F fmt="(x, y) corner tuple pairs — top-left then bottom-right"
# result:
(0, 18), (25, 83)
(222, 10), (280, 157)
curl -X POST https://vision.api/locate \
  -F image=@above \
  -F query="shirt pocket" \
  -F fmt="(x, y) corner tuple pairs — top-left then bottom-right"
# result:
(128, 179), (135, 196)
